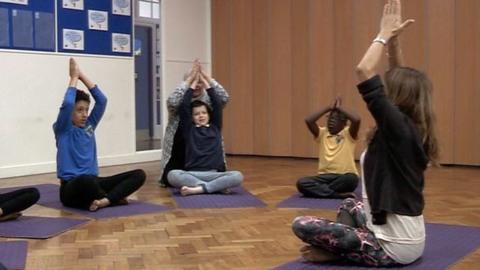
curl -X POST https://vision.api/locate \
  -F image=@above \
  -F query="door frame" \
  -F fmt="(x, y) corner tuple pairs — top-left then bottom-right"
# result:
(134, 4), (162, 141)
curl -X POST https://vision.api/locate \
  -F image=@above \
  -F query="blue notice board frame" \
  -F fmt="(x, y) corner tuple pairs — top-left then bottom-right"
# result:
(57, 0), (133, 56)
(0, 0), (55, 52)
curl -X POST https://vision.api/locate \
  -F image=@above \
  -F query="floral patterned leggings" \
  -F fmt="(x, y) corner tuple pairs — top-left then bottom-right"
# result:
(292, 198), (398, 267)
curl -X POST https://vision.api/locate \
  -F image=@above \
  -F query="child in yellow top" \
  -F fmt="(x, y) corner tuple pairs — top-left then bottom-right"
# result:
(297, 97), (361, 198)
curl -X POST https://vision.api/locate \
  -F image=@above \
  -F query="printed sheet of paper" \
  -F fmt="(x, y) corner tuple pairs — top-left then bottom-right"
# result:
(62, 0), (84, 11)
(88, 10), (108, 31)
(63, 28), (84, 50)
(112, 0), (131, 16)
(112, 33), (130, 53)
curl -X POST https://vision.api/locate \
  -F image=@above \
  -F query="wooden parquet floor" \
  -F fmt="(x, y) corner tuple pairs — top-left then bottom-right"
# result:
(1, 156), (479, 270)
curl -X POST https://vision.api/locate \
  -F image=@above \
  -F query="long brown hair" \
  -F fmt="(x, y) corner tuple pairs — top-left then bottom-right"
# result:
(367, 67), (439, 165)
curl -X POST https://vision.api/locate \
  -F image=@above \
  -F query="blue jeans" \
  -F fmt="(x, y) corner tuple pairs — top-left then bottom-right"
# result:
(167, 170), (243, 193)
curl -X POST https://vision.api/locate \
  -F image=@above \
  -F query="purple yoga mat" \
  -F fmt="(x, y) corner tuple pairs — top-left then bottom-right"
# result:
(0, 216), (89, 239)
(1, 184), (169, 219)
(169, 186), (267, 208)
(40, 200), (169, 219)
(0, 241), (28, 270)
(273, 223), (480, 269)
(277, 185), (362, 210)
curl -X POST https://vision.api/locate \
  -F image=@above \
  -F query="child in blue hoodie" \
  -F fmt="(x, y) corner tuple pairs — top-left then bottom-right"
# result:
(53, 58), (145, 211)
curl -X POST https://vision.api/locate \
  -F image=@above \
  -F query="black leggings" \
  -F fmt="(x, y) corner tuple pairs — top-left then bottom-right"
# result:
(0, 187), (40, 216)
(297, 173), (358, 198)
(60, 169), (146, 210)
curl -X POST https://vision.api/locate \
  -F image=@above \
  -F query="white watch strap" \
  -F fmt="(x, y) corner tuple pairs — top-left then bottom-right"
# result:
(373, 37), (387, 46)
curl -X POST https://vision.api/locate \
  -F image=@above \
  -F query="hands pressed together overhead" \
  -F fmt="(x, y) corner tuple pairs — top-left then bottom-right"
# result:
(330, 96), (342, 111)
(69, 58), (81, 79)
(186, 59), (213, 93)
(68, 57), (96, 90)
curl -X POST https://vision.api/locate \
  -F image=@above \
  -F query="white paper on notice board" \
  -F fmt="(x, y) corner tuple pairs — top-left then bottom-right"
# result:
(0, 0), (28, 5)
(62, 0), (84, 11)
(88, 10), (108, 31)
(63, 28), (84, 50)
(112, 0), (131, 16)
(112, 33), (130, 53)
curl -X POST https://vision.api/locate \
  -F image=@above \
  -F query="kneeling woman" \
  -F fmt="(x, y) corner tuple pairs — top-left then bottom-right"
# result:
(167, 72), (243, 196)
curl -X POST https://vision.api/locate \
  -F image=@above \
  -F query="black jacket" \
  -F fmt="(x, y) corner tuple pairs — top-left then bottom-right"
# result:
(358, 75), (428, 225)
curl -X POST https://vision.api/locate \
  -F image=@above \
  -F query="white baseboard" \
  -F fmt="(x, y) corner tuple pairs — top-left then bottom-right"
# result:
(0, 150), (162, 179)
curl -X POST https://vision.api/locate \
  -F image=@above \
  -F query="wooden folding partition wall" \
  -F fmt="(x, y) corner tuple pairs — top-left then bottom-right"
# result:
(212, 0), (480, 166)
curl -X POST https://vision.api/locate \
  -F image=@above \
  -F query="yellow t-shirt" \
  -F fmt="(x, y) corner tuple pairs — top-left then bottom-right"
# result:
(315, 126), (358, 175)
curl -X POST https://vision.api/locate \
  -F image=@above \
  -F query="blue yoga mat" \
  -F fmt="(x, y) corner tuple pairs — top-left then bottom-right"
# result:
(273, 223), (480, 269)
(0, 216), (89, 239)
(169, 186), (267, 209)
(0, 241), (28, 270)
(1, 184), (169, 219)
(41, 200), (170, 219)
(277, 185), (362, 210)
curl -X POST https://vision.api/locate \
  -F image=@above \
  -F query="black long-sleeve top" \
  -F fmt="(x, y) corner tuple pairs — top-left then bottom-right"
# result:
(357, 75), (428, 225)
(179, 88), (224, 171)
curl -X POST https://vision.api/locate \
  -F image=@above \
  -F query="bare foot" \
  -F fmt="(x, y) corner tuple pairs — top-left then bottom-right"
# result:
(0, 212), (22, 222)
(300, 245), (339, 263)
(89, 198), (111, 211)
(180, 186), (204, 196)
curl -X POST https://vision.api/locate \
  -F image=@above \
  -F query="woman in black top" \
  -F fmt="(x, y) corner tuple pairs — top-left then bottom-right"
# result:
(291, 0), (439, 266)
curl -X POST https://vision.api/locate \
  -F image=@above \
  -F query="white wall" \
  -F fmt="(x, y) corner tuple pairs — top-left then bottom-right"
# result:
(0, 52), (157, 178)
(0, 0), (211, 179)
(160, 0), (212, 131)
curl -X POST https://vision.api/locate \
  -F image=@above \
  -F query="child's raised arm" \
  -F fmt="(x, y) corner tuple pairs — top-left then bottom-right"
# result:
(79, 69), (96, 90)
(74, 60), (107, 129)
(178, 75), (198, 133)
(69, 58), (80, 88)
(199, 66), (229, 106)
(304, 100), (335, 138)
(54, 59), (79, 134)
(167, 60), (200, 113)
(202, 74), (223, 130)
